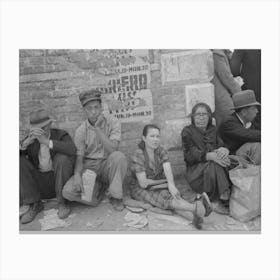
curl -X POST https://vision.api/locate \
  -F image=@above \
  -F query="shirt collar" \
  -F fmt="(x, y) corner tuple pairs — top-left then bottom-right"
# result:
(236, 113), (252, 129)
(86, 119), (94, 130)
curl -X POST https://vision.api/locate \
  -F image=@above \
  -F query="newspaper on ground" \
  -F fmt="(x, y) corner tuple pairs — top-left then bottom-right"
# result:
(39, 209), (72, 231)
(123, 212), (148, 229)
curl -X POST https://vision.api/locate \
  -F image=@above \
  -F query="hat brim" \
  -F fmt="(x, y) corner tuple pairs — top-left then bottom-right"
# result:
(82, 97), (101, 107)
(233, 101), (261, 110)
(30, 118), (53, 128)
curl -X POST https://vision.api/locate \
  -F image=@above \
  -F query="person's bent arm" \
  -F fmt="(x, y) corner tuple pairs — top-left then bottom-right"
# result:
(52, 131), (77, 156)
(73, 155), (84, 192)
(230, 50), (244, 77)
(73, 126), (86, 192)
(163, 162), (176, 187)
(163, 162), (181, 199)
(135, 172), (167, 189)
(214, 53), (241, 95)
(74, 155), (83, 176)
(220, 119), (261, 143)
(94, 127), (119, 153)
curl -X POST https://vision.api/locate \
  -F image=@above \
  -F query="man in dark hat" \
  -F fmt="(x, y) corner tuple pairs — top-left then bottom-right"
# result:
(230, 49), (261, 129)
(62, 89), (127, 211)
(20, 109), (76, 224)
(219, 90), (261, 165)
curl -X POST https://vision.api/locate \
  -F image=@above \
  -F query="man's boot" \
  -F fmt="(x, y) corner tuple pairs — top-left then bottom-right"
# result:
(20, 201), (43, 224)
(58, 202), (71, 219)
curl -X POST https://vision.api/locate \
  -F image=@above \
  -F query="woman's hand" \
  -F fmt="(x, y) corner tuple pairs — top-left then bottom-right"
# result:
(214, 147), (229, 160)
(168, 184), (181, 200)
(206, 152), (230, 167)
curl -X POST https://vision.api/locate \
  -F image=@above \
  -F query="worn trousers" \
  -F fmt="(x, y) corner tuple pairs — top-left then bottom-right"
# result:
(62, 151), (128, 206)
(20, 154), (75, 205)
(236, 142), (261, 165)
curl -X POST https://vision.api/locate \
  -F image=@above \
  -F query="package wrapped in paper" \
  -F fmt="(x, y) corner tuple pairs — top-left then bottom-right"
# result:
(81, 169), (97, 202)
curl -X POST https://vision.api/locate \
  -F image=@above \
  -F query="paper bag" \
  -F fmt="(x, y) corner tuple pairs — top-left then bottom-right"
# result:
(229, 165), (261, 222)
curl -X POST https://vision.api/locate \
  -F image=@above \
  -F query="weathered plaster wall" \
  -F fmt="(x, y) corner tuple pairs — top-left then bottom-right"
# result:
(19, 49), (214, 177)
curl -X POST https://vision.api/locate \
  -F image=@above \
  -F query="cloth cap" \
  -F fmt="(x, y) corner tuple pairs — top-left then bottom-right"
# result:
(79, 89), (102, 107)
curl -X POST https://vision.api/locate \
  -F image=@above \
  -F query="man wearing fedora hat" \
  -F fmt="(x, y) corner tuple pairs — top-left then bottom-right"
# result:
(20, 109), (76, 224)
(62, 89), (128, 211)
(219, 90), (261, 165)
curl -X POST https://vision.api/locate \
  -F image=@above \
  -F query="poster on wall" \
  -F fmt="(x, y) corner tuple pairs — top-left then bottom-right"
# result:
(94, 49), (153, 123)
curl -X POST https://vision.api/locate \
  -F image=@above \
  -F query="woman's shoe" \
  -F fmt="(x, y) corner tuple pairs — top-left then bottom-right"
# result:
(201, 192), (213, 217)
(192, 202), (203, 230)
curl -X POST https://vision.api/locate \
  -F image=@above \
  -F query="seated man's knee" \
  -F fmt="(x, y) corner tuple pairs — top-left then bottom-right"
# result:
(62, 178), (75, 200)
(252, 142), (261, 151)
(236, 142), (261, 164)
(251, 142), (261, 164)
(62, 186), (71, 200)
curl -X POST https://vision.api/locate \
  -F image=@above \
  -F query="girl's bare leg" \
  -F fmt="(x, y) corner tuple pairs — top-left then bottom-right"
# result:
(172, 198), (205, 216)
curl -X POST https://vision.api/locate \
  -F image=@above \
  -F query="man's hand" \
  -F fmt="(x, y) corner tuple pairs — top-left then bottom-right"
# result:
(94, 114), (105, 128)
(30, 128), (49, 145)
(73, 174), (84, 193)
(215, 147), (229, 160)
(168, 184), (181, 200)
(20, 134), (36, 150)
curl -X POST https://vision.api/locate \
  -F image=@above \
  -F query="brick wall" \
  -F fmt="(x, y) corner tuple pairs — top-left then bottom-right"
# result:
(19, 49), (214, 177)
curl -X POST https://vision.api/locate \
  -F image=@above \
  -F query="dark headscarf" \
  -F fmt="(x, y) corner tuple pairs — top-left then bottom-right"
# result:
(189, 102), (219, 152)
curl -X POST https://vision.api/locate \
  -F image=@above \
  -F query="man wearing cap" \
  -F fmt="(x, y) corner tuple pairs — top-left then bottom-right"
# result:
(62, 89), (128, 211)
(20, 109), (76, 224)
(219, 90), (261, 165)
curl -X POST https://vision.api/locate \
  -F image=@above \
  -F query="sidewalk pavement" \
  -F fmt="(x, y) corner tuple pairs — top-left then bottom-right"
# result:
(19, 197), (261, 232)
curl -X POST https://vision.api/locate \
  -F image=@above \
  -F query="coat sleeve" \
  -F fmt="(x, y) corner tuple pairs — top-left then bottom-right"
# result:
(216, 134), (226, 149)
(214, 53), (241, 95)
(230, 50), (244, 77)
(181, 128), (207, 166)
(220, 119), (261, 143)
(52, 130), (77, 156)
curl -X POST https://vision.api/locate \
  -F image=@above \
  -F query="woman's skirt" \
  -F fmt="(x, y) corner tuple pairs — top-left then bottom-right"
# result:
(130, 185), (174, 210)
(186, 161), (231, 201)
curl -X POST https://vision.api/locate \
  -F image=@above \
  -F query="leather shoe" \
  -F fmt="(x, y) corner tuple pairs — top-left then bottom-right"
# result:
(58, 203), (71, 219)
(110, 197), (124, 212)
(21, 201), (43, 224)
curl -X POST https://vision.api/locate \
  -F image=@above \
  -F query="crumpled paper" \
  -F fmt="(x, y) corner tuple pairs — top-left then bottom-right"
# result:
(123, 212), (148, 229)
(126, 206), (145, 213)
(86, 219), (104, 228)
(39, 209), (72, 231)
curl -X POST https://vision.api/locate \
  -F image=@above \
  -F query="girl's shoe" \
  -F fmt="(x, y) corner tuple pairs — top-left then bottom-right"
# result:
(192, 202), (203, 230)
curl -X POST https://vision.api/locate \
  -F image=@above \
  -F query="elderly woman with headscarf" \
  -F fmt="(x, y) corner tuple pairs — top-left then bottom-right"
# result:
(181, 102), (232, 214)
(129, 124), (213, 229)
